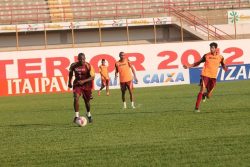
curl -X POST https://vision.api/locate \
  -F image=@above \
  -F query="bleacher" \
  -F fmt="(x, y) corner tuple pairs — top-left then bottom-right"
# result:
(0, 0), (250, 51)
(0, 0), (50, 24)
(0, 0), (249, 24)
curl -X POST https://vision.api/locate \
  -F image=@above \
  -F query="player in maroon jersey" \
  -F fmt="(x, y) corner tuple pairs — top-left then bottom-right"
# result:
(68, 53), (95, 123)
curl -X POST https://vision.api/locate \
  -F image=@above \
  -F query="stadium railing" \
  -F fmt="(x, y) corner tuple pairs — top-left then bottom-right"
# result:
(0, 0), (249, 51)
(0, 0), (249, 24)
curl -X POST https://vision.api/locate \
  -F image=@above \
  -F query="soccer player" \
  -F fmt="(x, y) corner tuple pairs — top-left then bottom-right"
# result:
(115, 52), (138, 109)
(68, 53), (95, 123)
(183, 42), (228, 112)
(98, 59), (110, 96)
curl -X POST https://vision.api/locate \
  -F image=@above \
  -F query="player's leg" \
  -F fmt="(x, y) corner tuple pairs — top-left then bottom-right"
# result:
(73, 87), (81, 122)
(127, 81), (135, 109)
(82, 90), (93, 123)
(195, 76), (207, 112)
(207, 78), (216, 99)
(120, 82), (127, 109)
(202, 92), (208, 102)
(98, 81), (105, 96)
(106, 79), (110, 96)
(90, 80), (94, 99)
(198, 78), (207, 102)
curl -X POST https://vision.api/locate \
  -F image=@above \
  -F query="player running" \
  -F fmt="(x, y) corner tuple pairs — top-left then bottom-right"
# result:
(115, 52), (138, 109)
(183, 42), (228, 112)
(68, 53), (95, 123)
(98, 59), (110, 96)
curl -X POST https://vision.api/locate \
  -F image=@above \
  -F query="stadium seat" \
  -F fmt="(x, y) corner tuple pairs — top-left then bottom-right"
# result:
(0, 0), (250, 24)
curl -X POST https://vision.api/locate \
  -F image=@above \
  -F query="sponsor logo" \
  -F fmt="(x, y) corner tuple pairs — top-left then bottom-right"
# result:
(189, 64), (250, 83)
(218, 64), (250, 81)
(143, 72), (185, 84)
(4, 77), (69, 95)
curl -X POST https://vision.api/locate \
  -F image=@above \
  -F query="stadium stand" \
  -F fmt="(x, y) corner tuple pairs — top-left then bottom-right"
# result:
(0, 0), (50, 24)
(0, 0), (249, 24)
(0, 0), (249, 51)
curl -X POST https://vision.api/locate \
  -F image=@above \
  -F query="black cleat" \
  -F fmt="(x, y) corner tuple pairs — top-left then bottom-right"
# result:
(86, 115), (93, 123)
(73, 117), (78, 123)
(202, 94), (207, 102)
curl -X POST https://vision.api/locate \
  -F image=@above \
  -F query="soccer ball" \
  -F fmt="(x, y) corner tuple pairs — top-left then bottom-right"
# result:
(75, 116), (88, 127)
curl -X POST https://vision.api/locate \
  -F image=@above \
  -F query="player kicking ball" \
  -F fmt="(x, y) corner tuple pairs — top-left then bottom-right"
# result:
(115, 52), (138, 109)
(68, 53), (95, 123)
(98, 59), (110, 96)
(183, 42), (228, 112)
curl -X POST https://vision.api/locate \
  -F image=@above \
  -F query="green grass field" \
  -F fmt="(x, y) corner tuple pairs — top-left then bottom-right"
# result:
(0, 80), (250, 167)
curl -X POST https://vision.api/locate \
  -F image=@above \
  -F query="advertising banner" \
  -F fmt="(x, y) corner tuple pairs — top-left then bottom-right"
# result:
(0, 17), (171, 33)
(190, 64), (250, 84)
(0, 39), (249, 96)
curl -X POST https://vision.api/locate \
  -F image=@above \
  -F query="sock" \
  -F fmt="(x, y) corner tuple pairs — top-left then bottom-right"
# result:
(123, 102), (127, 108)
(87, 112), (91, 117)
(195, 92), (203, 109)
(131, 101), (135, 107)
(75, 112), (79, 117)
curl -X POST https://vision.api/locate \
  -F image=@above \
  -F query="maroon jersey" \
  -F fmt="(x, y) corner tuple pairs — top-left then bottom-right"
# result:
(69, 62), (93, 90)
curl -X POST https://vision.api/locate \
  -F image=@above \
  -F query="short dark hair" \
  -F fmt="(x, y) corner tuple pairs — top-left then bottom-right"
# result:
(101, 59), (105, 61)
(119, 52), (124, 56)
(209, 42), (218, 48)
(78, 53), (85, 57)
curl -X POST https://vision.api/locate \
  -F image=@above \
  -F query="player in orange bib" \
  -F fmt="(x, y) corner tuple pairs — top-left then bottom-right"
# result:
(115, 52), (138, 109)
(183, 42), (228, 112)
(98, 59), (110, 96)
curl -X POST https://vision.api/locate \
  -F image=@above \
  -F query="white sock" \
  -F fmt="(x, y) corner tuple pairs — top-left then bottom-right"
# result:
(87, 112), (91, 117)
(123, 102), (127, 108)
(75, 112), (79, 117)
(131, 101), (135, 107)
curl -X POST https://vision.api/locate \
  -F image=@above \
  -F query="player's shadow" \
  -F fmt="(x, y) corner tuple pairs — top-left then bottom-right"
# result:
(8, 124), (53, 127)
(96, 108), (184, 116)
(2, 123), (70, 128)
(214, 92), (250, 97)
(159, 95), (192, 100)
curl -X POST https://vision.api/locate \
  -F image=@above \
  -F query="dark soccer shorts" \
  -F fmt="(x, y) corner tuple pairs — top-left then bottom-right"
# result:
(73, 87), (92, 102)
(120, 80), (133, 91)
(101, 79), (110, 87)
(201, 76), (216, 93)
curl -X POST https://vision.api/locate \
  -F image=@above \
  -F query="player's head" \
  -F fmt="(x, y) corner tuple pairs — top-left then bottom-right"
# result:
(101, 59), (106, 65)
(209, 42), (218, 54)
(119, 52), (125, 60)
(78, 53), (86, 64)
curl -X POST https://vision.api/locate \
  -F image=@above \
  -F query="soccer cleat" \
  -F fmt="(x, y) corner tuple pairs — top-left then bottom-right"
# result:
(202, 94), (207, 102)
(106, 92), (110, 96)
(131, 105), (136, 109)
(98, 91), (101, 96)
(194, 109), (200, 113)
(73, 117), (78, 123)
(86, 114), (93, 123)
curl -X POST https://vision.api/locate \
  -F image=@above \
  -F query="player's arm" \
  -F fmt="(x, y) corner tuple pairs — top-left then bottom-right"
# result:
(84, 65), (95, 83)
(221, 57), (228, 71)
(128, 61), (138, 83)
(115, 63), (118, 80)
(68, 64), (74, 88)
(183, 54), (206, 69)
